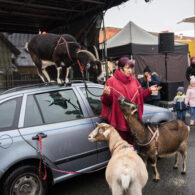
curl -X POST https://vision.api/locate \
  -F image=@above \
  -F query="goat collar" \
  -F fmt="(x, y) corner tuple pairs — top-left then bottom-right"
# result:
(111, 141), (134, 156)
(137, 125), (159, 155)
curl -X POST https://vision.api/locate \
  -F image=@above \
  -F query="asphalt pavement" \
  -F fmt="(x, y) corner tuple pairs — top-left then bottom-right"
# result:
(48, 114), (195, 195)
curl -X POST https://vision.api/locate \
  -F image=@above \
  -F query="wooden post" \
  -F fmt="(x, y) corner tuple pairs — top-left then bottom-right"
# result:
(102, 12), (108, 80)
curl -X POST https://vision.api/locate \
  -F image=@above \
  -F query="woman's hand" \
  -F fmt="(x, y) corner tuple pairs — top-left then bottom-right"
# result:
(103, 85), (111, 95)
(147, 74), (151, 82)
(150, 85), (162, 91)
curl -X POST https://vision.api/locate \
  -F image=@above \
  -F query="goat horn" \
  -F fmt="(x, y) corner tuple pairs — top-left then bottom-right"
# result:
(77, 50), (96, 61)
(93, 45), (99, 60)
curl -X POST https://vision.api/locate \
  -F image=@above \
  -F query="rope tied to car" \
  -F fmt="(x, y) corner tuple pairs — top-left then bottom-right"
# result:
(37, 134), (107, 176)
(38, 134), (47, 180)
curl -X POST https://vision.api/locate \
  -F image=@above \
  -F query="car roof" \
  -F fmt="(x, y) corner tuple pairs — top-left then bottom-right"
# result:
(0, 81), (103, 100)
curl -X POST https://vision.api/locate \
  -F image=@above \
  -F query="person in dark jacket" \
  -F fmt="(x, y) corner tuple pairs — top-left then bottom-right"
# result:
(101, 57), (161, 144)
(186, 56), (195, 81)
(173, 86), (186, 123)
(141, 66), (161, 106)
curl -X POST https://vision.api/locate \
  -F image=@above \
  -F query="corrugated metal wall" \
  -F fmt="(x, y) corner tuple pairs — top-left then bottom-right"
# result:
(0, 39), (13, 91)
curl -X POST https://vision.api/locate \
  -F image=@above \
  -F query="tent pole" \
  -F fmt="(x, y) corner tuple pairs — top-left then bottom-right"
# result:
(102, 12), (109, 80)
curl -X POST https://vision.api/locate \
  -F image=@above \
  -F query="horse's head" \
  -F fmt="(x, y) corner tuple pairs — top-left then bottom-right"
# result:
(76, 50), (104, 84)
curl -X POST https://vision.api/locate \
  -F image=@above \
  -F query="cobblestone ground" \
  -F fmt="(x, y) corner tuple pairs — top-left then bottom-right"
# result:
(48, 112), (195, 195)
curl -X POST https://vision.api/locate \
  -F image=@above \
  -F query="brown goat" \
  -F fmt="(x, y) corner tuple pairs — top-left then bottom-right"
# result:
(118, 97), (190, 181)
(88, 123), (148, 195)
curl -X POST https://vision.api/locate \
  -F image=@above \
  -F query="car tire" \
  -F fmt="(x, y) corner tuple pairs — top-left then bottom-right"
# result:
(2, 165), (47, 195)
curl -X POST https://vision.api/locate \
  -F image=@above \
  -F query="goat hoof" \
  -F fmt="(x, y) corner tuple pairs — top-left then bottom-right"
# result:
(181, 171), (186, 175)
(59, 83), (64, 86)
(173, 166), (178, 169)
(153, 177), (160, 182)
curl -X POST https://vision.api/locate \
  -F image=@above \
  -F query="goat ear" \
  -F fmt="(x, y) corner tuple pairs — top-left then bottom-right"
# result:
(103, 129), (110, 138)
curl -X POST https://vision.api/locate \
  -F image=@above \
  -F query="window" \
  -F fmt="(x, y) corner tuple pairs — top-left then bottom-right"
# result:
(35, 89), (84, 124)
(0, 97), (21, 130)
(24, 95), (43, 127)
(81, 87), (103, 116)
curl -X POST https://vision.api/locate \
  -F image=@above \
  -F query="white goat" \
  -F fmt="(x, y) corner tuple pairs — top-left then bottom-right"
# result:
(88, 123), (148, 195)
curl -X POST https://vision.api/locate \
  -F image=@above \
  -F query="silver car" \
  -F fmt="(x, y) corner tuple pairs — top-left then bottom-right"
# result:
(0, 82), (174, 195)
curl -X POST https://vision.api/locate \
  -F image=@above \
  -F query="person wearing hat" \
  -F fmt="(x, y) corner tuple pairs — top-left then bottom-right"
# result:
(173, 86), (186, 123)
(141, 65), (161, 106)
(186, 56), (195, 82)
(185, 76), (195, 125)
(101, 57), (161, 144)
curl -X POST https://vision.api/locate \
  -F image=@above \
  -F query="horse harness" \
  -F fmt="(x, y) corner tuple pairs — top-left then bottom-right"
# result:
(137, 125), (159, 155)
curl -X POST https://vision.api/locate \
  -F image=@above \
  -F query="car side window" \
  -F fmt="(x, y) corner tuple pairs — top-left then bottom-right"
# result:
(35, 89), (84, 124)
(81, 87), (103, 116)
(24, 95), (43, 127)
(0, 97), (22, 131)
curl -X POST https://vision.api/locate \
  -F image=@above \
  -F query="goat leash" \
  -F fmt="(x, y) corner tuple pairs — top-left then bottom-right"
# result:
(38, 134), (47, 180)
(37, 134), (106, 176)
(137, 125), (159, 155)
(51, 166), (107, 175)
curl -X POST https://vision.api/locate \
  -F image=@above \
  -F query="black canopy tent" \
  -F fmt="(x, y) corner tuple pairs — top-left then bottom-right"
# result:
(105, 21), (188, 57)
(103, 21), (189, 88)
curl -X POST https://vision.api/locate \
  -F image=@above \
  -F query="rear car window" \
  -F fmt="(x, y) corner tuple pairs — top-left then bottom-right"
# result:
(81, 87), (103, 116)
(24, 95), (43, 127)
(0, 97), (22, 131)
(35, 89), (84, 124)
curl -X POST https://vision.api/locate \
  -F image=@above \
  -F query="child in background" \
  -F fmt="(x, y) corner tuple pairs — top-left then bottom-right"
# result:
(185, 76), (195, 126)
(173, 86), (186, 123)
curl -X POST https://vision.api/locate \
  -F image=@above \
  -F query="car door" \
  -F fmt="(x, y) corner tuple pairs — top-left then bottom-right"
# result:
(78, 86), (110, 164)
(18, 88), (97, 172)
(0, 96), (23, 173)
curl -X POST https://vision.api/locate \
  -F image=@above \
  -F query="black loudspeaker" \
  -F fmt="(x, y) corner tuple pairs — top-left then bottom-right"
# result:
(160, 81), (184, 101)
(158, 33), (174, 53)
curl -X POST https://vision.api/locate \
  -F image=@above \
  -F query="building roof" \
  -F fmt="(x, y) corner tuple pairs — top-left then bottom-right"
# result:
(99, 27), (121, 43)
(7, 33), (34, 67)
(0, 33), (20, 56)
(179, 16), (195, 24)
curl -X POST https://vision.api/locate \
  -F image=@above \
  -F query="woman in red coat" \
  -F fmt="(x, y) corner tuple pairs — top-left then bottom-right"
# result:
(101, 57), (160, 144)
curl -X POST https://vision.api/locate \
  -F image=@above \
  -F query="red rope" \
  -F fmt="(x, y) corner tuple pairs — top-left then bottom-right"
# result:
(38, 134), (47, 180)
(77, 59), (84, 71)
(51, 165), (106, 175)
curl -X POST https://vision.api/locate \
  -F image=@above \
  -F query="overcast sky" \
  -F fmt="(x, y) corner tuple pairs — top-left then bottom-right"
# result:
(104, 0), (194, 36)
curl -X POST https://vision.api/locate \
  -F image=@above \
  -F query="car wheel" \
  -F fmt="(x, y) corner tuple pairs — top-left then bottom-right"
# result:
(2, 165), (47, 195)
